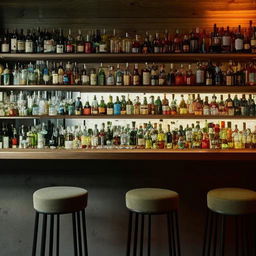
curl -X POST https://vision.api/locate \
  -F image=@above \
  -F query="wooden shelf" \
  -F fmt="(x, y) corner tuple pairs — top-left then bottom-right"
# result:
(0, 148), (256, 160)
(0, 53), (256, 62)
(1, 85), (256, 93)
(1, 115), (255, 120)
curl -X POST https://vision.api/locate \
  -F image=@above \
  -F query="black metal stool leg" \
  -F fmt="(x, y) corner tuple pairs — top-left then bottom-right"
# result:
(212, 212), (218, 256)
(133, 213), (139, 256)
(202, 209), (210, 256)
(49, 214), (54, 256)
(147, 214), (151, 256)
(170, 213), (176, 256)
(207, 211), (214, 256)
(32, 212), (39, 256)
(167, 213), (173, 256)
(242, 216), (248, 256)
(126, 211), (133, 256)
(40, 214), (47, 256)
(72, 212), (78, 256)
(81, 209), (88, 256)
(140, 214), (144, 256)
(76, 212), (83, 256)
(219, 215), (226, 256)
(235, 216), (239, 256)
(173, 211), (181, 256)
(56, 214), (60, 256)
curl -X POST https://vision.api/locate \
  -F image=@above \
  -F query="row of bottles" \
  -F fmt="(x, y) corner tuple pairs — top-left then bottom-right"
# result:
(1, 120), (255, 150)
(1, 61), (256, 86)
(1, 21), (256, 54)
(2, 91), (256, 117)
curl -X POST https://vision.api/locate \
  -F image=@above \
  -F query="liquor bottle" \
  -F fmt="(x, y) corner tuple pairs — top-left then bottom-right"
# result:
(27, 62), (36, 85)
(136, 125), (145, 149)
(76, 29), (84, 53)
(99, 29), (108, 53)
(65, 29), (74, 53)
(251, 27), (256, 53)
(17, 29), (25, 53)
(98, 96), (106, 115)
(203, 96), (210, 115)
(121, 95), (127, 115)
(57, 62), (64, 85)
(142, 62), (150, 86)
(221, 26), (231, 53)
(166, 63), (176, 85)
(182, 34), (190, 53)
(98, 63), (105, 86)
(162, 29), (171, 53)
(196, 62), (205, 85)
(205, 63), (214, 86)
(240, 94), (248, 116)
(122, 32), (132, 53)
(211, 24), (221, 53)
(234, 25), (244, 52)
(129, 121), (137, 146)
(225, 94), (234, 116)
(56, 28), (64, 54)
(43, 29), (53, 53)
(210, 95), (219, 115)
(114, 96), (121, 115)
(110, 29), (121, 54)
(243, 29), (251, 53)
(42, 61), (50, 85)
(170, 94), (177, 115)
(142, 32), (150, 54)
(248, 94), (255, 116)
(132, 64), (140, 86)
(3, 63), (11, 85)
(126, 95), (133, 115)
(194, 94), (203, 115)
(91, 124), (99, 148)
(214, 64), (223, 85)
(51, 62), (59, 85)
(132, 34), (141, 53)
(153, 33), (161, 53)
(35, 27), (44, 53)
(115, 64), (123, 86)
(158, 64), (166, 85)
(175, 64), (185, 85)
(81, 64), (90, 85)
(11, 29), (18, 53)
(92, 29), (101, 53)
(84, 34), (93, 53)
(91, 95), (98, 115)
(83, 100), (91, 115)
(235, 62), (245, 86)
(106, 66), (115, 86)
(155, 96), (162, 115)
(25, 29), (33, 53)
(75, 97), (83, 115)
(134, 96), (141, 115)
(90, 68), (97, 86)
(140, 97), (148, 115)
(173, 29), (182, 53)
(1, 30), (10, 53)
(225, 61), (235, 86)
(179, 94), (188, 115)
(150, 63), (159, 86)
(185, 64), (195, 85)
(190, 28), (199, 53)
(123, 63), (131, 86)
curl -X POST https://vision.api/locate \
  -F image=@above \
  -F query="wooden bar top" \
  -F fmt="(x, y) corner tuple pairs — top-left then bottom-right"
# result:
(0, 149), (256, 160)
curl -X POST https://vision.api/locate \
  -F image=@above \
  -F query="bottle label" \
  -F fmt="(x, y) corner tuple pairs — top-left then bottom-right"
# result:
(114, 104), (121, 115)
(0, 142), (2, 149)
(44, 40), (53, 53)
(52, 74), (59, 84)
(107, 108), (114, 115)
(1, 43), (10, 53)
(142, 72), (150, 85)
(66, 44), (73, 53)
(126, 105), (133, 115)
(17, 41), (25, 51)
(249, 73), (256, 84)
(58, 75), (64, 84)
(11, 38), (17, 51)
(99, 107), (106, 114)
(106, 76), (115, 85)
(205, 78), (212, 86)
(226, 76), (233, 86)
(123, 75), (130, 85)
(3, 137), (9, 148)
(43, 74), (50, 83)
(183, 45), (189, 52)
(235, 38), (243, 50)
(65, 141), (73, 149)
(196, 70), (205, 84)
(159, 78), (165, 86)
(133, 75), (140, 85)
(56, 44), (64, 53)
(25, 41), (33, 53)
(137, 138), (145, 146)
(251, 39), (256, 47)
(77, 45), (84, 53)
(222, 36), (231, 46)
(244, 43), (250, 50)
(99, 44), (107, 53)
(90, 74), (97, 85)
(82, 75), (90, 85)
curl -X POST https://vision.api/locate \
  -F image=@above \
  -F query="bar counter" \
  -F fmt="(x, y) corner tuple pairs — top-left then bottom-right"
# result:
(1, 149), (256, 160)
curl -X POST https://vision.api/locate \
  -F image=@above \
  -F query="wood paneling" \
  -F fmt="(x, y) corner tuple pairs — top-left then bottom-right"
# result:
(1, 0), (256, 30)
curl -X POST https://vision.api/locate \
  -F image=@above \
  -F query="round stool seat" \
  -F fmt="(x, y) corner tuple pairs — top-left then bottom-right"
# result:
(207, 188), (256, 215)
(126, 188), (179, 213)
(33, 186), (88, 214)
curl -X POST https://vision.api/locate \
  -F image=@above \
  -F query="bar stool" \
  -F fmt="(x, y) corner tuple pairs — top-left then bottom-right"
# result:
(125, 188), (181, 256)
(202, 187), (256, 256)
(32, 186), (88, 256)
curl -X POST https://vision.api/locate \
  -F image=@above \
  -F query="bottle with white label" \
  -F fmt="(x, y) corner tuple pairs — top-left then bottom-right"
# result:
(81, 64), (90, 85)
(234, 25), (244, 52)
(1, 30), (10, 53)
(11, 29), (18, 53)
(142, 62), (150, 86)
(17, 29), (25, 53)
(25, 29), (34, 53)
(2, 125), (9, 149)
(56, 28), (64, 54)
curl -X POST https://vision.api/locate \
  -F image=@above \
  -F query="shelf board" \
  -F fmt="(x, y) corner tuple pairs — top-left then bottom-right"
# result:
(0, 148), (256, 160)
(0, 115), (255, 120)
(1, 85), (256, 93)
(0, 53), (256, 62)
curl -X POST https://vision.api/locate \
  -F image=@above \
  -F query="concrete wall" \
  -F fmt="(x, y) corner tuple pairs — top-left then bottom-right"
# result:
(0, 160), (255, 256)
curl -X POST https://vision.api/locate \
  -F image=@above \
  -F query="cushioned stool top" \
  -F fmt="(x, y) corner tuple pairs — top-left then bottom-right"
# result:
(33, 186), (88, 214)
(207, 188), (256, 215)
(126, 188), (179, 213)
